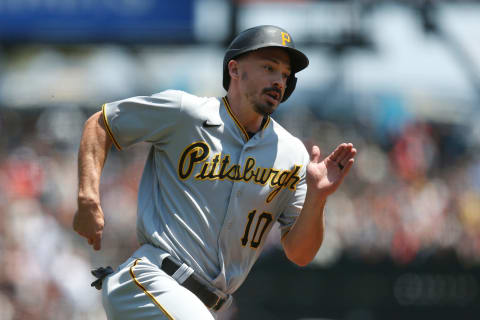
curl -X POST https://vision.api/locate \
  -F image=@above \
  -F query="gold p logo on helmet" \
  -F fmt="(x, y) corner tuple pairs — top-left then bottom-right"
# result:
(281, 32), (291, 46)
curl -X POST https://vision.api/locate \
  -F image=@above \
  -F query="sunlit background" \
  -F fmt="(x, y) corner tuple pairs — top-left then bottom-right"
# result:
(0, 0), (479, 319)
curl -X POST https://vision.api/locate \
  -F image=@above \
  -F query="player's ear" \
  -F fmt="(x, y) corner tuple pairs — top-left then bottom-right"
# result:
(228, 60), (240, 80)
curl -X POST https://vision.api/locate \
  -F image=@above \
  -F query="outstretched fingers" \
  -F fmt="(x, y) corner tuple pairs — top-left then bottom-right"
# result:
(329, 143), (354, 168)
(338, 144), (356, 171)
(309, 145), (321, 163)
(310, 142), (357, 174)
(340, 157), (355, 176)
(330, 143), (348, 162)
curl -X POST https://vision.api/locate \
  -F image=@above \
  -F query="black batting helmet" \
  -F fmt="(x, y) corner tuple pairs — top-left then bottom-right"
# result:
(223, 25), (309, 102)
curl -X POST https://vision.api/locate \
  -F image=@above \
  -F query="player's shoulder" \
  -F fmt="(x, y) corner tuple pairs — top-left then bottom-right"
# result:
(269, 118), (301, 145)
(151, 90), (218, 109)
(152, 90), (221, 122)
(269, 119), (309, 160)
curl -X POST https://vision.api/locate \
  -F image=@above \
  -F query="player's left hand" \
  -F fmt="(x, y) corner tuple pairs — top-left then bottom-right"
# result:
(306, 143), (356, 199)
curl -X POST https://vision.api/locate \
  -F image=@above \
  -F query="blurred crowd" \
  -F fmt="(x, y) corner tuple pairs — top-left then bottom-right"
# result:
(0, 107), (142, 320)
(279, 105), (480, 270)
(0, 99), (479, 319)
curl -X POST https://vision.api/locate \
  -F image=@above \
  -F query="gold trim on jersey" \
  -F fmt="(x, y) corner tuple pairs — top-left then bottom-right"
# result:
(129, 259), (175, 320)
(222, 97), (249, 141)
(263, 115), (271, 129)
(222, 96), (270, 142)
(102, 104), (122, 151)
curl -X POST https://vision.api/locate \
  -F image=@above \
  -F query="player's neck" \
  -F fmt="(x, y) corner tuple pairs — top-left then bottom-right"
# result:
(225, 93), (264, 133)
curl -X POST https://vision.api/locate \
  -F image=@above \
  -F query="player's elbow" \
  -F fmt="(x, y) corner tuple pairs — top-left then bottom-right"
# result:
(282, 234), (322, 267)
(286, 252), (314, 267)
(283, 246), (317, 267)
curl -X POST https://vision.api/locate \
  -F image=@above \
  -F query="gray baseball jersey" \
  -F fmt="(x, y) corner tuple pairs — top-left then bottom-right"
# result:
(102, 90), (309, 294)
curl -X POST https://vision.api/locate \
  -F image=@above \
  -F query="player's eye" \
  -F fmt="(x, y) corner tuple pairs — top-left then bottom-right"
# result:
(263, 65), (273, 72)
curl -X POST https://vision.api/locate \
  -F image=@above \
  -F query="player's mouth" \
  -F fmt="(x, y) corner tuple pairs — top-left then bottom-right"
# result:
(263, 88), (281, 102)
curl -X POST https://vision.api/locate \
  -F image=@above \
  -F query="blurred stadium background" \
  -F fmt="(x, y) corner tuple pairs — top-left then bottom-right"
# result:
(0, 0), (479, 319)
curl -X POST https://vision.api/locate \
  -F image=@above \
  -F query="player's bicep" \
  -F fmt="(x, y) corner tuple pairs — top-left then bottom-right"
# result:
(80, 111), (113, 151)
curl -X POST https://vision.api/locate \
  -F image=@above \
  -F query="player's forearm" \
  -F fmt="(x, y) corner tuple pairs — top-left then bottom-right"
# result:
(78, 111), (112, 205)
(282, 194), (327, 266)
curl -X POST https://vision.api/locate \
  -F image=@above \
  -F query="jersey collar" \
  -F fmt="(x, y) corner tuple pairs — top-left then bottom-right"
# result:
(222, 96), (270, 142)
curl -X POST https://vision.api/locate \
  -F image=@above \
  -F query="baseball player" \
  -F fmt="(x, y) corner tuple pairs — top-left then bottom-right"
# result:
(73, 25), (356, 319)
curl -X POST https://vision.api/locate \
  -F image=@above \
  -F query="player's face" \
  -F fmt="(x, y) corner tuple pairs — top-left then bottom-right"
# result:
(237, 48), (291, 116)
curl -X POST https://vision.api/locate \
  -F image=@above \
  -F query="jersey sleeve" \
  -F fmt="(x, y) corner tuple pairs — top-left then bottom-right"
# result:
(277, 145), (310, 238)
(102, 90), (184, 150)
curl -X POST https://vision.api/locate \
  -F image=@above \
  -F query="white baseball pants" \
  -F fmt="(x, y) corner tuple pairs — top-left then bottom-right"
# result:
(101, 255), (216, 320)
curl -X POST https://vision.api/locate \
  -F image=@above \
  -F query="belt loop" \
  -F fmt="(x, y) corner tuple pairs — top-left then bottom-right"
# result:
(171, 263), (194, 284)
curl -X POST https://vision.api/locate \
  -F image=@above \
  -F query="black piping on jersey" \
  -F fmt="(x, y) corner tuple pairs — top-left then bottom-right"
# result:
(102, 104), (122, 151)
(222, 96), (271, 142)
(129, 259), (175, 320)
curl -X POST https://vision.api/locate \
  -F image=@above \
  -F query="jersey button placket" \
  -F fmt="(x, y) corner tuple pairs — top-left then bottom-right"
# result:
(220, 145), (249, 237)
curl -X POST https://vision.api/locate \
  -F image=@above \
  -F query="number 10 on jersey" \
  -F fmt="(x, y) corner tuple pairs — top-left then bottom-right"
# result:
(240, 210), (273, 249)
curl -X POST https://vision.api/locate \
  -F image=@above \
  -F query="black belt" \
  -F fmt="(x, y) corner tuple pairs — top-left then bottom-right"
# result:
(161, 257), (226, 311)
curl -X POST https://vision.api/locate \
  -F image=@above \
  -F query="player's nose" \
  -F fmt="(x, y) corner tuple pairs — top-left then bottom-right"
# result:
(273, 71), (288, 91)
(271, 79), (285, 99)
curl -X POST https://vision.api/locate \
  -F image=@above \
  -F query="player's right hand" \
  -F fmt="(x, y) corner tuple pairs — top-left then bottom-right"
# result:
(73, 199), (105, 251)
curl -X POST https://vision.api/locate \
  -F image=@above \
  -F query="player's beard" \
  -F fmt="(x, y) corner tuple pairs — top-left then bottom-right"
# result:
(242, 71), (282, 116)
(252, 87), (281, 116)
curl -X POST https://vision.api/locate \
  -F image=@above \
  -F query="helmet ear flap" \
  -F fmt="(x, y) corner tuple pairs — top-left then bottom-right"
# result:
(281, 75), (297, 102)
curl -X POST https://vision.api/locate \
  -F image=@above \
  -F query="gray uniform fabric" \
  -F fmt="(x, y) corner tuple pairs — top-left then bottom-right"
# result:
(103, 90), (309, 295)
